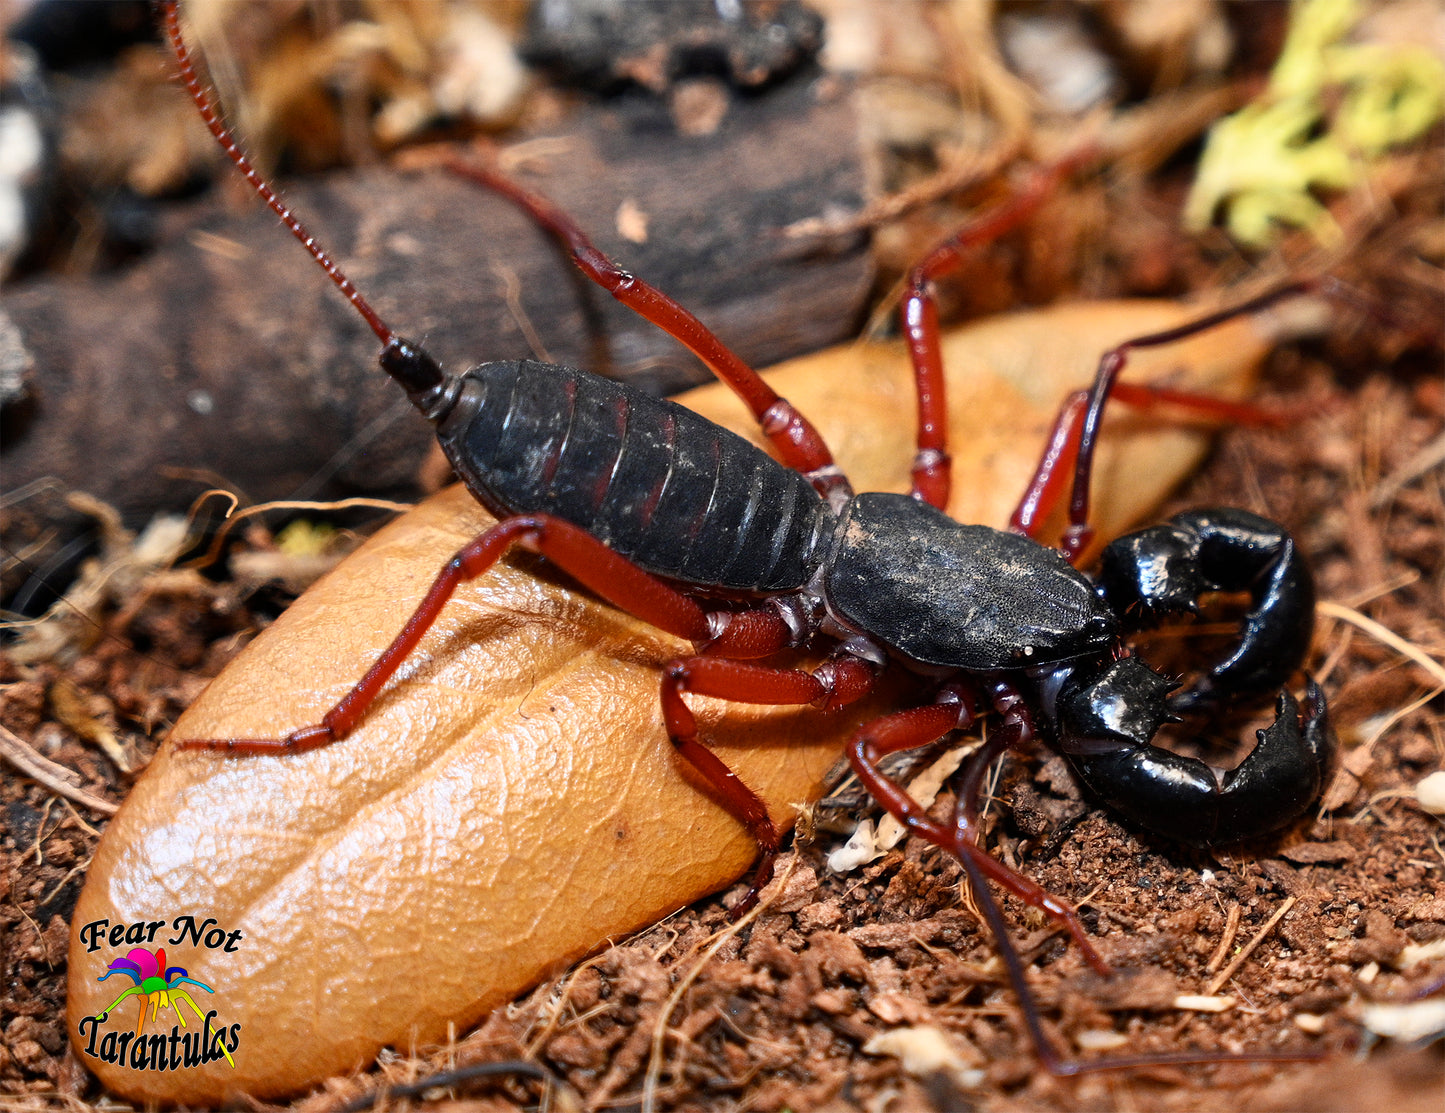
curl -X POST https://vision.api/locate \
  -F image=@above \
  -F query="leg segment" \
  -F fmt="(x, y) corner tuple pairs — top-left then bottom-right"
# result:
(851, 679), (1325, 1074)
(903, 153), (1094, 509)
(1010, 283), (1310, 560)
(951, 845), (1321, 1074)
(445, 159), (851, 507)
(178, 513), (730, 754)
(845, 682), (1109, 974)
(1009, 379), (1291, 548)
(662, 654), (879, 914)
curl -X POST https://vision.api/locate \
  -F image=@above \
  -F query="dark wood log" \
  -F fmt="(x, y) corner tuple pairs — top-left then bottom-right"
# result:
(2, 75), (869, 547)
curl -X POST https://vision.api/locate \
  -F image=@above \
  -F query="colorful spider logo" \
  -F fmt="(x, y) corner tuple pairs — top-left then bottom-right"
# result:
(93, 946), (234, 1067)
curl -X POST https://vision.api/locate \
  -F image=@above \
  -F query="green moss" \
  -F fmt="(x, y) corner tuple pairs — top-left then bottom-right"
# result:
(1184, 0), (1444, 247)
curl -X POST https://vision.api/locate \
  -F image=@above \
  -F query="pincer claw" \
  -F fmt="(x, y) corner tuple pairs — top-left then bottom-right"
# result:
(1062, 661), (1332, 846)
(1213, 679), (1331, 843)
(1098, 508), (1315, 710)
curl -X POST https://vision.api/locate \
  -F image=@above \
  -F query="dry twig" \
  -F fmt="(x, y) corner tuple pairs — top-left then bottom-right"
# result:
(1206, 896), (1298, 997)
(0, 723), (119, 816)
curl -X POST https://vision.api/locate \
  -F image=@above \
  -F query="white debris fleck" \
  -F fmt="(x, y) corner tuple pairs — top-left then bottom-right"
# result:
(863, 1026), (984, 1089)
(1398, 939), (1445, 969)
(1415, 770), (1445, 815)
(432, 8), (527, 123)
(0, 104), (44, 279)
(828, 744), (974, 872)
(828, 817), (880, 872)
(1074, 1028), (1130, 1052)
(1360, 998), (1445, 1044)
(1173, 994), (1235, 1013)
(615, 197), (649, 244)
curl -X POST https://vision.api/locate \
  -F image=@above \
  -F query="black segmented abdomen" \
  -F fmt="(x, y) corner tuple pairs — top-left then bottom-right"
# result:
(434, 359), (834, 592)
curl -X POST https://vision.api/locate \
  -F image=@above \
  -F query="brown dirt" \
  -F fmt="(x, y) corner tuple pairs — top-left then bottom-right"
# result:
(3, 3), (1444, 1111)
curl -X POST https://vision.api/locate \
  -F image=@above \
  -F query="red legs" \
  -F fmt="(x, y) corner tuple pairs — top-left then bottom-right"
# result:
(902, 152), (1096, 509)
(851, 682), (1326, 1075)
(1009, 390), (1090, 550)
(443, 160), (853, 510)
(661, 654), (878, 914)
(167, 15), (849, 507)
(445, 150), (1302, 566)
(171, 0), (1307, 581)
(450, 149), (1086, 521)
(179, 512), (757, 754)
(1007, 382), (1285, 548)
(846, 683), (1109, 975)
(1010, 281), (1313, 561)
(165, 16), (1323, 1062)
(177, 508), (878, 912)
(897, 141), (1314, 559)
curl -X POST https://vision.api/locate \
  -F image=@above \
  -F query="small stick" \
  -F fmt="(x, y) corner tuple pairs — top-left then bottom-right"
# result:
(1206, 904), (1243, 974)
(1206, 896), (1297, 997)
(0, 724), (118, 816)
(1316, 601), (1445, 688)
(1173, 994), (1235, 1013)
(186, 495), (414, 571)
(337, 1060), (575, 1113)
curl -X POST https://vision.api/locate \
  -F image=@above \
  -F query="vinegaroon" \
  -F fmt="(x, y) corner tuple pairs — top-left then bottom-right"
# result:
(161, 1), (1331, 1076)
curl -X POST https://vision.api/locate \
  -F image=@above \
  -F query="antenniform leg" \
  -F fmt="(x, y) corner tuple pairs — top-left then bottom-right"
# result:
(1059, 508), (1332, 845)
(846, 684), (1111, 974)
(1009, 285), (1309, 559)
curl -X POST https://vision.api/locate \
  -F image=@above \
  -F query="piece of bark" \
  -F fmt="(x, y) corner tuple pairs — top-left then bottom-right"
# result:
(522, 0), (824, 92)
(1, 72), (868, 537)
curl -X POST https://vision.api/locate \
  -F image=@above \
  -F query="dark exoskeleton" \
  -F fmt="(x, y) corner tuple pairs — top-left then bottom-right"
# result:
(398, 349), (1331, 845)
(162, 0), (1331, 1075)
(406, 351), (1330, 851)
